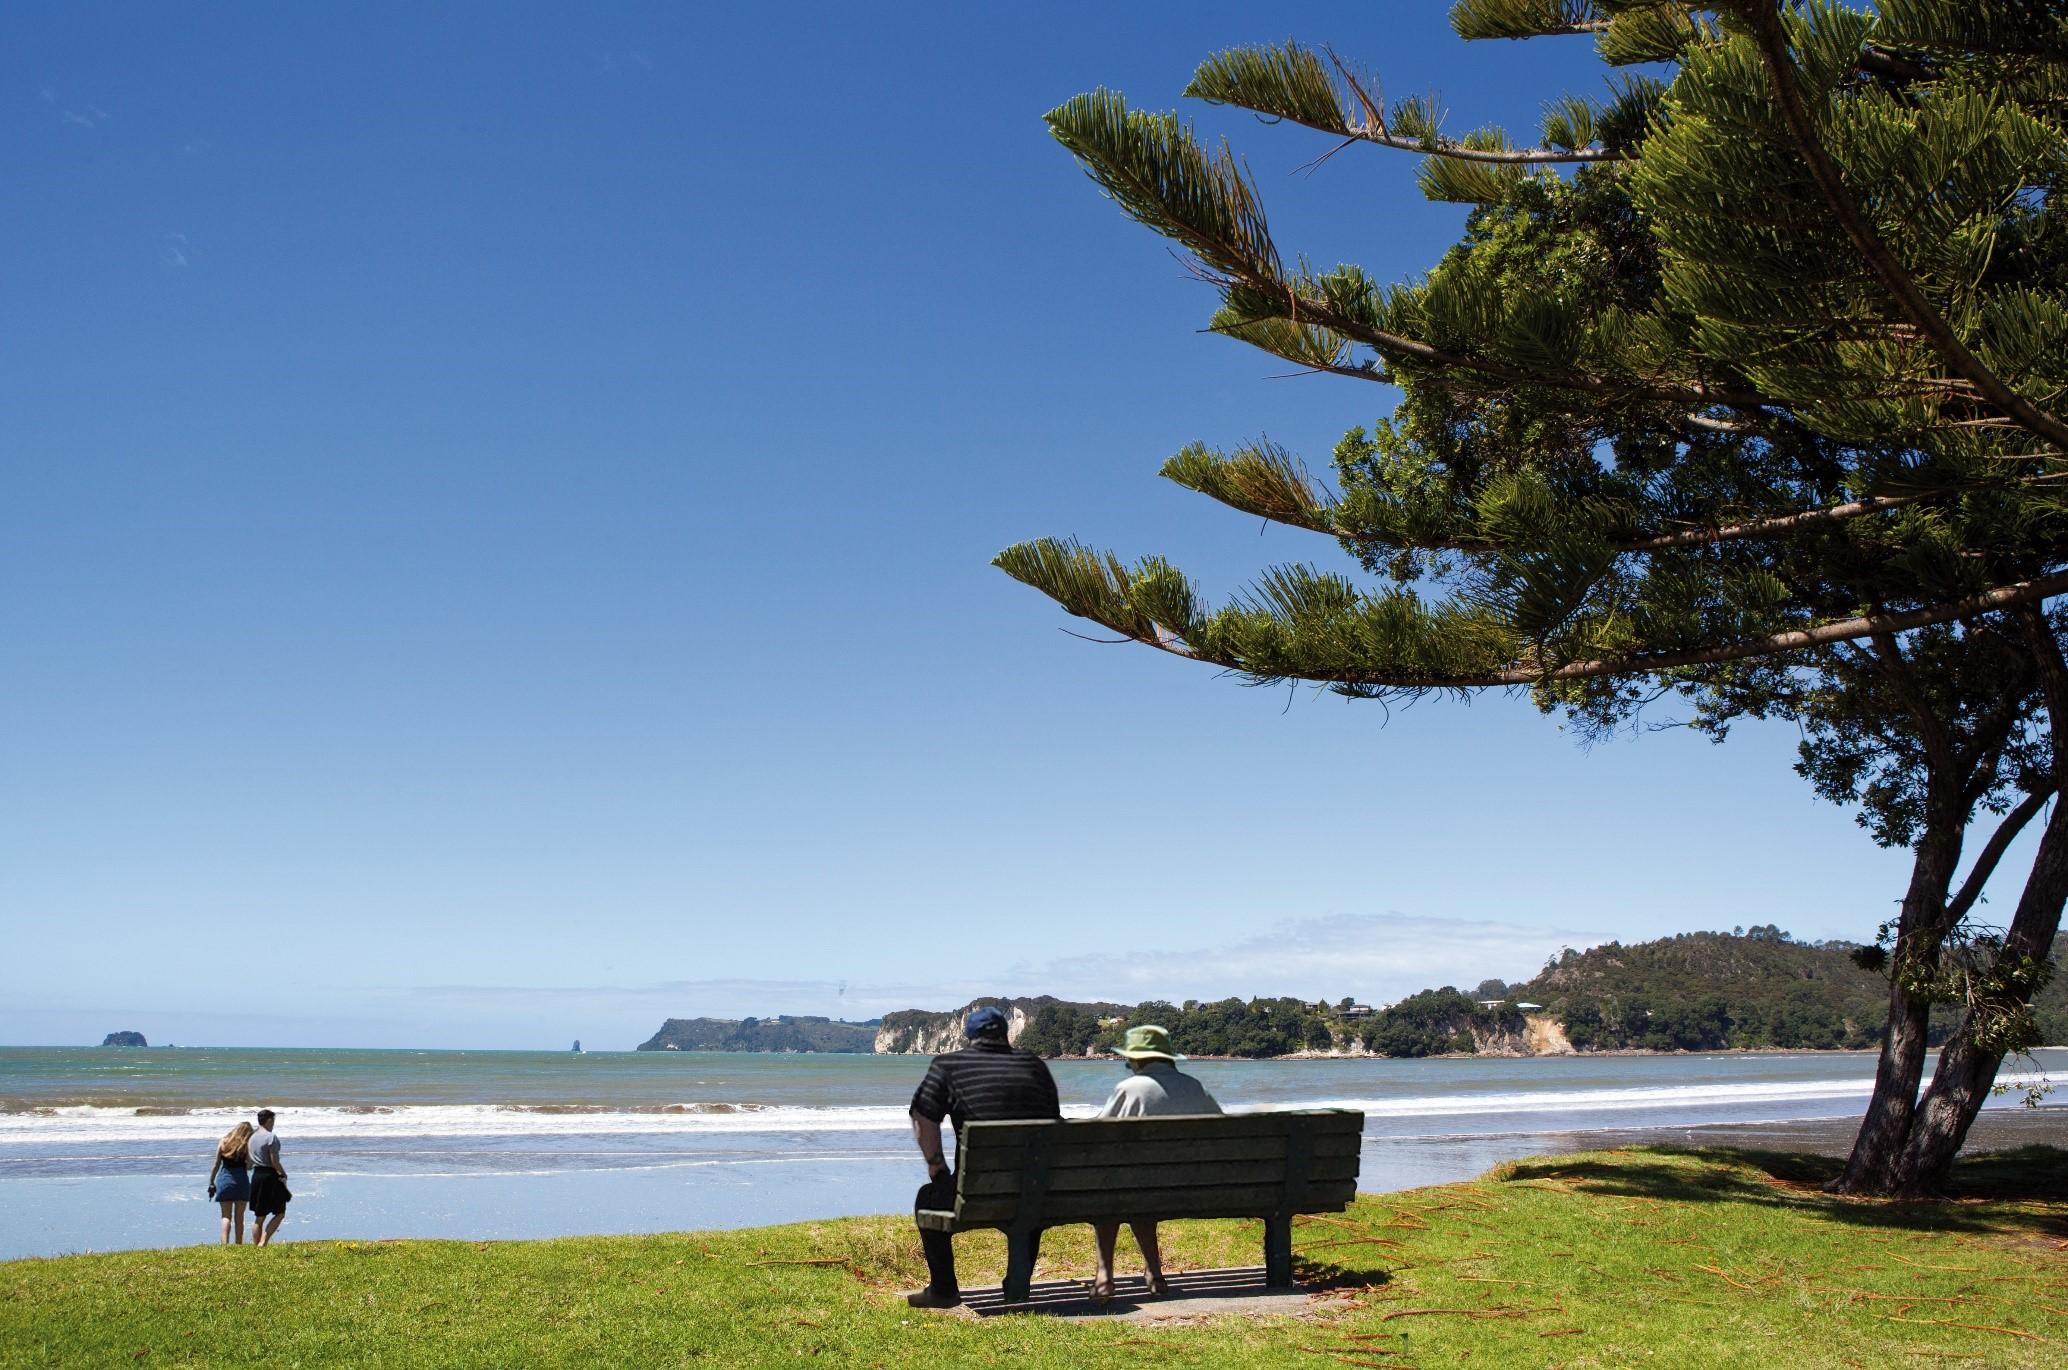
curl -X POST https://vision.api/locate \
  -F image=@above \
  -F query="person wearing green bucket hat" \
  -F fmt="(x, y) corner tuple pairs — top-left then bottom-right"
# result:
(1088, 1024), (1222, 1303)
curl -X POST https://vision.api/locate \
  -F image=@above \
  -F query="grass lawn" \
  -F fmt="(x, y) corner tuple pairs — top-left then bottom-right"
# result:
(4, 1146), (2065, 1368)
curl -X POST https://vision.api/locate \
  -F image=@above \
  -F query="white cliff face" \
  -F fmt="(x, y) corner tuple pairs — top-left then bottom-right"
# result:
(873, 1005), (1033, 1055)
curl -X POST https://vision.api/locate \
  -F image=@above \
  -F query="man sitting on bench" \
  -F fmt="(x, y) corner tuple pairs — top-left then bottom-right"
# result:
(905, 1005), (1061, 1308)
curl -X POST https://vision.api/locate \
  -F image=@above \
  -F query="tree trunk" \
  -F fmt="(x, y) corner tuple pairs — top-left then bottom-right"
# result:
(1831, 784), (1965, 1195)
(1831, 980), (1932, 1193)
(1894, 1026), (2002, 1199)
(1894, 802), (2068, 1196)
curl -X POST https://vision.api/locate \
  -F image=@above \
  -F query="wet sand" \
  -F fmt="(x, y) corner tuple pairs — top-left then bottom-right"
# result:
(1548, 1104), (2068, 1159)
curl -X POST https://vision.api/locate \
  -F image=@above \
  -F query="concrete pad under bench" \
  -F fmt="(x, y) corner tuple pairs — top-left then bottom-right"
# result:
(954, 1266), (1356, 1321)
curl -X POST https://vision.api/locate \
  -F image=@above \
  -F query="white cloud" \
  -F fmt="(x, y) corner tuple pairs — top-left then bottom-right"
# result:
(387, 912), (1609, 1031)
(1000, 912), (1610, 1007)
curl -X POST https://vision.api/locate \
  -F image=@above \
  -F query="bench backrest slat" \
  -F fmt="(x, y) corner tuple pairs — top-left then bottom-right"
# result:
(953, 1179), (1359, 1227)
(949, 1109), (1363, 1229)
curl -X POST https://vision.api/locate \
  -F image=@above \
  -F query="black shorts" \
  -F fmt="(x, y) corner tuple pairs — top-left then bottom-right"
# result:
(250, 1167), (292, 1217)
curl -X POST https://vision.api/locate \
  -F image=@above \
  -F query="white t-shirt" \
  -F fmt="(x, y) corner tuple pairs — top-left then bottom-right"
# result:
(248, 1125), (282, 1170)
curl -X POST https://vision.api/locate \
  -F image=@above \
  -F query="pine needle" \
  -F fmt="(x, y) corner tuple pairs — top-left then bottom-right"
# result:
(1882, 1314), (2053, 1343)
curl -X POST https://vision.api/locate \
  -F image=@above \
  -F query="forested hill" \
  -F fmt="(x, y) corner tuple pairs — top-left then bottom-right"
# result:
(1515, 927), (2068, 1051)
(634, 1016), (878, 1053)
(627, 930), (2066, 1056)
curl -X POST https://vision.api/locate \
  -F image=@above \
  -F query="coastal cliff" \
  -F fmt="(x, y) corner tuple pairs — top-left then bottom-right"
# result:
(1469, 1014), (1573, 1057)
(873, 998), (1038, 1054)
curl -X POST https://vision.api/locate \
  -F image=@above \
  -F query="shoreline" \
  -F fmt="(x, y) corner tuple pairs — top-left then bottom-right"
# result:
(1159, 1043), (2068, 1062)
(1535, 1101), (2068, 1159)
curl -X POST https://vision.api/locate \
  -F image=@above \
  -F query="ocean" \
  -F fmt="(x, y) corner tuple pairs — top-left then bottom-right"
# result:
(2, 1045), (2061, 1260)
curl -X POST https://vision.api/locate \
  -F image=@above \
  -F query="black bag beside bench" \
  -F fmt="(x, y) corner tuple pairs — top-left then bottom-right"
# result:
(916, 1108), (1364, 1303)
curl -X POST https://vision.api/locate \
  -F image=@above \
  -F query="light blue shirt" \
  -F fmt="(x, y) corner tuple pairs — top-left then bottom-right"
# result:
(1097, 1062), (1222, 1117)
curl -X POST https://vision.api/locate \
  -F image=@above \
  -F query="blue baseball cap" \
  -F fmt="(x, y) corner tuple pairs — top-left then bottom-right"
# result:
(965, 1006), (1008, 1039)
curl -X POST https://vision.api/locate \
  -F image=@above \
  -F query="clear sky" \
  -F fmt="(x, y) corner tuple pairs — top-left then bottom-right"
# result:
(1, 4), (2001, 1049)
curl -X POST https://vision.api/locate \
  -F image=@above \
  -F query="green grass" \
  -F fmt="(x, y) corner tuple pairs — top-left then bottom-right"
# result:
(5, 1147), (2065, 1368)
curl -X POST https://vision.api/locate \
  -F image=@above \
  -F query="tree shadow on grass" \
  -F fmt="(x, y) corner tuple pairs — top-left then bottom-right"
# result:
(1495, 1144), (2068, 1243)
(1291, 1254), (1394, 1293)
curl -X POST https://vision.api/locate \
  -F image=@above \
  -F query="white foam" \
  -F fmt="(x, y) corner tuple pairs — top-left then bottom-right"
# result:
(1282, 1072), (2052, 1119)
(0, 1074), (2047, 1148)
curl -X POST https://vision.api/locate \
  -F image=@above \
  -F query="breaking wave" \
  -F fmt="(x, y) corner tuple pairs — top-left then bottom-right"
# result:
(2, 1073), (2048, 1148)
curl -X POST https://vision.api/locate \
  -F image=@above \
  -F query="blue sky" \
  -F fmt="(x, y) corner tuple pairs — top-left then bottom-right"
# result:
(1, 4), (1984, 1049)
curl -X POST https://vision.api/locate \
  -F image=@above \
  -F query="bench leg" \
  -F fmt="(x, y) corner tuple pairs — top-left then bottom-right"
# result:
(1003, 1226), (1041, 1303)
(1263, 1215), (1294, 1287)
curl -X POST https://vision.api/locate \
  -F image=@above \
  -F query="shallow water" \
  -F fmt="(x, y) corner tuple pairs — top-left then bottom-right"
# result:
(2, 1045), (2060, 1259)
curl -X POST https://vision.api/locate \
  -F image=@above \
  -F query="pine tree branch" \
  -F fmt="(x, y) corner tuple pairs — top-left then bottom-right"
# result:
(2015, 605), (2068, 795)
(1024, 567), (2068, 689)
(1245, 113), (1628, 165)
(1254, 285), (1769, 410)
(1945, 786), (2053, 924)
(1736, 2), (2068, 453)
(1954, 640), (2041, 796)
(1627, 493), (1934, 551)
(1422, 572), (2068, 686)
(1047, 92), (1772, 414)
(1179, 468), (1941, 555)
(1868, 628), (1962, 781)
(1185, 44), (1630, 165)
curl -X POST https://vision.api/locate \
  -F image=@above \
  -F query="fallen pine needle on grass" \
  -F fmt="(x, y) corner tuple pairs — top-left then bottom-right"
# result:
(745, 1258), (848, 1268)
(1882, 1314), (2053, 1343)
(1380, 1306), (1556, 1322)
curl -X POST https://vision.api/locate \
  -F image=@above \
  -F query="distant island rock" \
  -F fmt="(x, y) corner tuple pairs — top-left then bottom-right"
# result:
(635, 1015), (879, 1053)
(100, 1031), (148, 1048)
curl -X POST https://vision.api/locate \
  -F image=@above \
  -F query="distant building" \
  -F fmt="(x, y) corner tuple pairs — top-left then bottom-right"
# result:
(1515, 1002), (1544, 1011)
(1340, 1004), (1374, 1018)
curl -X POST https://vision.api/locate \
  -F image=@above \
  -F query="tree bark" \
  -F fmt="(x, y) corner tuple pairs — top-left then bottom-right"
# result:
(1894, 803), (2068, 1196)
(1829, 806), (1964, 1194)
(1831, 976), (1934, 1193)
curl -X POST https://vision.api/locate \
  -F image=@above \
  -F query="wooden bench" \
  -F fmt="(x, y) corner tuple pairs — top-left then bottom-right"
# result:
(916, 1108), (1364, 1303)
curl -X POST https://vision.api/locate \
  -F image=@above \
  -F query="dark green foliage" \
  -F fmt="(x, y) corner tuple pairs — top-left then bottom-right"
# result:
(1013, 1002), (1108, 1058)
(1126, 997), (1344, 1059)
(633, 1017), (878, 1053)
(1528, 930), (1892, 1050)
(1363, 988), (1522, 1057)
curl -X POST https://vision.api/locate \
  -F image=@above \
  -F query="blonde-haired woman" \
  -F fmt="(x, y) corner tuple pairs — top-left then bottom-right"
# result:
(207, 1121), (254, 1244)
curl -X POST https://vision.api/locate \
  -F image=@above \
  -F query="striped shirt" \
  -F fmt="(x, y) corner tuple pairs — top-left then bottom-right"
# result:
(908, 1040), (1060, 1132)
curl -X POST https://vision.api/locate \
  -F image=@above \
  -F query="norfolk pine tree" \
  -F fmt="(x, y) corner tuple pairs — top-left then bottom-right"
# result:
(998, 2), (2068, 1197)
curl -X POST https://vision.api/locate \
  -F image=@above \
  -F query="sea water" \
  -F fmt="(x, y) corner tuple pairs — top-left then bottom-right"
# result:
(2, 1045), (2060, 1259)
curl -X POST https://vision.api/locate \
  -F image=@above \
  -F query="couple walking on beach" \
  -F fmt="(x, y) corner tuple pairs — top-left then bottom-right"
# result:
(206, 1109), (292, 1246)
(906, 1007), (1219, 1308)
